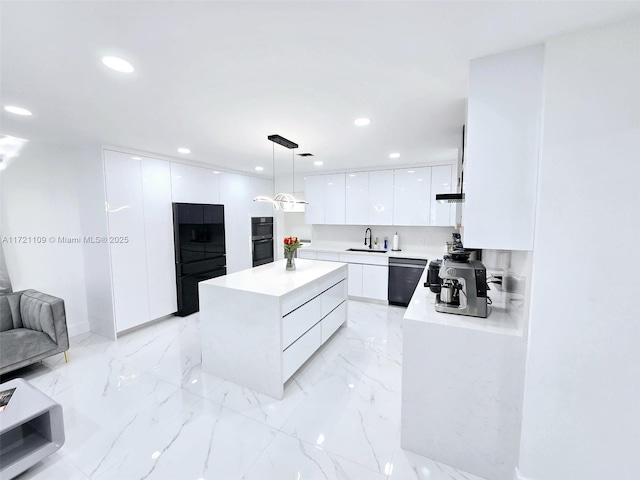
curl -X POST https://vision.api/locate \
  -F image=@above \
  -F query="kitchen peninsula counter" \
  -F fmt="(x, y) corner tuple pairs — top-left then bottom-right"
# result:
(199, 259), (348, 399)
(401, 268), (528, 480)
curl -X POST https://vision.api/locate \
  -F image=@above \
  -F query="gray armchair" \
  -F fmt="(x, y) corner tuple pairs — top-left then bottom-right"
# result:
(0, 290), (69, 375)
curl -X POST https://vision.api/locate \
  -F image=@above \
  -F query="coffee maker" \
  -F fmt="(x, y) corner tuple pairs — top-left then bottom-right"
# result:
(434, 253), (488, 318)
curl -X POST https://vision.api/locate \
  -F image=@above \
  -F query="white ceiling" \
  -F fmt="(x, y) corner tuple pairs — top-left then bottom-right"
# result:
(1, 1), (638, 176)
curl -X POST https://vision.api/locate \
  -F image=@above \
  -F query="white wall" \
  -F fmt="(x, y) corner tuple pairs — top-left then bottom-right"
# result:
(0, 142), (95, 337)
(518, 18), (640, 480)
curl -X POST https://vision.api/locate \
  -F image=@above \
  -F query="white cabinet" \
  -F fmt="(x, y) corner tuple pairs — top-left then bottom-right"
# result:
(345, 170), (393, 225)
(324, 174), (346, 224)
(220, 172), (252, 274)
(297, 249), (317, 260)
(464, 44), (544, 250)
(347, 263), (363, 297)
(141, 158), (177, 319)
(170, 162), (220, 204)
(362, 264), (389, 301)
(368, 170), (394, 225)
(104, 151), (150, 332)
(393, 167), (431, 226)
(430, 164), (454, 226)
(345, 172), (369, 225)
(304, 175), (325, 224)
(305, 174), (345, 224)
(249, 176), (274, 218)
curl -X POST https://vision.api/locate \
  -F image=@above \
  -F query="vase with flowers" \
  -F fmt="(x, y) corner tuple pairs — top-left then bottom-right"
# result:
(283, 236), (302, 271)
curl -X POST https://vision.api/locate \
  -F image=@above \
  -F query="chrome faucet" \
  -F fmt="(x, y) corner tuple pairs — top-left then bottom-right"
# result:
(364, 228), (372, 249)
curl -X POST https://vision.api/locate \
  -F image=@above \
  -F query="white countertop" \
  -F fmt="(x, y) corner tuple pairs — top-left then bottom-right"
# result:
(404, 268), (525, 337)
(300, 244), (436, 261)
(200, 259), (346, 297)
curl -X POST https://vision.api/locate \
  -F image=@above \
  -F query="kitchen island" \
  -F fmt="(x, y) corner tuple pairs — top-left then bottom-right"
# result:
(401, 268), (528, 480)
(199, 259), (348, 399)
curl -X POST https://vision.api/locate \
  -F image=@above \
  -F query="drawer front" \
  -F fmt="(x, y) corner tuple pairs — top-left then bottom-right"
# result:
(338, 253), (388, 266)
(317, 267), (347, 293)
(297, 250), (317, 260)
(317, 252), (341, 262)
(322, 301), (347, 344)
(321, 279), (347, 318)
(282, 297), (321, 350)
(283, 322), (321, 381)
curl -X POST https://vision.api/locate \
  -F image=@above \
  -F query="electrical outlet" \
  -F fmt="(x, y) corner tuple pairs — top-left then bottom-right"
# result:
(418, 238), (425, 246)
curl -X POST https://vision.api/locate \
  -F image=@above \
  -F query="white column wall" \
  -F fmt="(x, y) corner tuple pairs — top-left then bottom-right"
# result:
(519, 18), (640, 480)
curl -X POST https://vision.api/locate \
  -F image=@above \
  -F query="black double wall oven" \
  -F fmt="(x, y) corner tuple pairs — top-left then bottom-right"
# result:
(251, 217), (274, 267)
(173, 203), (226, 316)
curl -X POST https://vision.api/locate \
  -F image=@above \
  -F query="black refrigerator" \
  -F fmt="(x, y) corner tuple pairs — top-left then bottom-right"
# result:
(173, 203), (226, 316)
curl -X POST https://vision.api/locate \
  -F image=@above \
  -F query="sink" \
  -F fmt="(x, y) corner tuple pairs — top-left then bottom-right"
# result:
(345, 248), (388, 253)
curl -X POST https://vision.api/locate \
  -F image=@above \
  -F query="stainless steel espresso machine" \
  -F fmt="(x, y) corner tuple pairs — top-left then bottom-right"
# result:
(431, 251), (489, 318)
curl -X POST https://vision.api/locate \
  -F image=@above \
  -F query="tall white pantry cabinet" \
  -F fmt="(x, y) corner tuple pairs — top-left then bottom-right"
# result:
(103, 149), (272, 335)
(104, 150), (177, 333)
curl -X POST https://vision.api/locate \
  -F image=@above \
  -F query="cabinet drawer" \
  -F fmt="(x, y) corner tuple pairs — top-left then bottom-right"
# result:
(283, 322), (321, 381)
(317, 252), (341, 262)
(297, 250), (317, 260)
(322, 301), (346, 344)
(282, 297), (321, 350)
(338, 253), (388, 266)
(321, 279), (347, 318)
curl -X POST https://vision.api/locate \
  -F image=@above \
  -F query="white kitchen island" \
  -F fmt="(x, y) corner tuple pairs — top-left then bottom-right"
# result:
(199, 259), (348, 399)
(401, 268), (528, 480)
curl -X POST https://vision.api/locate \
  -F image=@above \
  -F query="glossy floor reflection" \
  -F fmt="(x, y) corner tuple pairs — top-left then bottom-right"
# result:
(5, 300), (484, 480)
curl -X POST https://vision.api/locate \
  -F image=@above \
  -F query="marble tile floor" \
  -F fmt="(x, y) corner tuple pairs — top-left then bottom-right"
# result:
(3, 300), (484, 480)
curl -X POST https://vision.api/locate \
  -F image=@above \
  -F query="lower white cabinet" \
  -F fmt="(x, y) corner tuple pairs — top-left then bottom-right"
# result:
(347, 263), (363, 296)
(362, 264), (389, 301)
(200, 262), (348, 399)
(283, 322), (322, 381)
(297, 250), (317, 260)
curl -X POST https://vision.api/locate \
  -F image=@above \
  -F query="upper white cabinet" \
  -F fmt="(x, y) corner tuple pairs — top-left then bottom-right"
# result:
(368, 170), (394, 225)
(304, 175), (325, 224)
(430, 164), (455, 226)
(309, 167), (454, 226)
(141, 158), (177, 320)
(324, 174), (346, 224)
(305, 174), (345, 224)
(393, 167), (431, 226)
(346, 171), (394, 225)
(170, 162), (220, 204)
(345, 172), (369, 225)
(104, 151), (150, 332)
(464, 44), (544, 250)
(249, 176), (275, 218)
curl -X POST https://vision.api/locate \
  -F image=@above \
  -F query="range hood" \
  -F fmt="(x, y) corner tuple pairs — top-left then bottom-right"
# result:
(436, 125), (465, 204)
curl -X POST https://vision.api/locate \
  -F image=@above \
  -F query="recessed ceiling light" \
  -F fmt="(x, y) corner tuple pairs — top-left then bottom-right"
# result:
(131, 156), (142, 160)
(314, 161), (323, 166)
(389, 153), (400, 159)
(213, 171), (220, 174)
(417, 178), (423, 182)
(4, 105), (32, 116)
(407, 170), (415, 174)
(354, 118), (371, 126)
(349, 174), (356, 177)
(177, 148), (190, 154)
(255, 166), (264, 171)
(101, 56), (134, 73)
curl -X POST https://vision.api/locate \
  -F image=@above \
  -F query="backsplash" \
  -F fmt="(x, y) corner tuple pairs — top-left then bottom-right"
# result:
(311, 224), (457, 254)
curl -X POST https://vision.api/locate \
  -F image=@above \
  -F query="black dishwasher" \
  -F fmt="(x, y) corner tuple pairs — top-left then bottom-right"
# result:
(388, 257), (428, 307)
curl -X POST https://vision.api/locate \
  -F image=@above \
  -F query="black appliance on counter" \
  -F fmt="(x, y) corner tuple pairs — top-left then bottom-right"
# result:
(173, 203), (226, 316)
(251, 217), (274, 267)
(388, 257), (428, 307)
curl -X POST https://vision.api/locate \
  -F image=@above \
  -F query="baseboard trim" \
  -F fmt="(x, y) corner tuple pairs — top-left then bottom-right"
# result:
(68, 321), (90, 338)
(515, 467), (533, 480)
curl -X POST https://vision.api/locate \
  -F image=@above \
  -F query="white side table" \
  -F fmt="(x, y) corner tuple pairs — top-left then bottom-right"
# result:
(0, 378), (65, 479)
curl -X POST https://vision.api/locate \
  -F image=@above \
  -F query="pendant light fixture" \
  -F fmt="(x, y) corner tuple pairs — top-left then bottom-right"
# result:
(253, 134), (309, 211)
